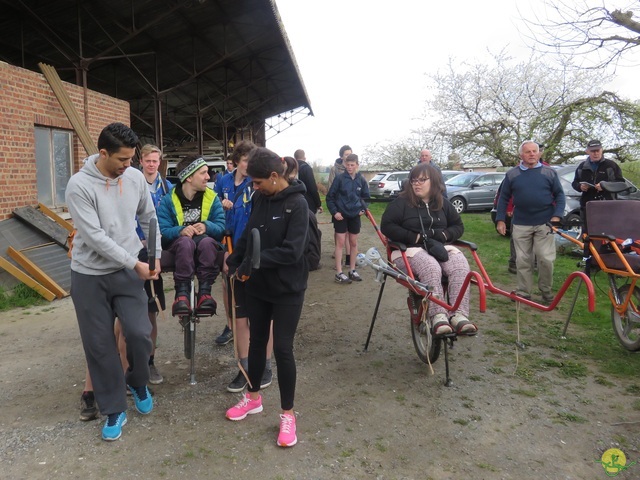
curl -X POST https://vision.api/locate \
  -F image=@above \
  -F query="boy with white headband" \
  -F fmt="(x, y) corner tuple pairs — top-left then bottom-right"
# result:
(157, 155), (225, 316)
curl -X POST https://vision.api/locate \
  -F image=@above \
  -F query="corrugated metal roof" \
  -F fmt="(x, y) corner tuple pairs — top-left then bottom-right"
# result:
(0, 218), (64, 290)
(0, 0), (312, 144)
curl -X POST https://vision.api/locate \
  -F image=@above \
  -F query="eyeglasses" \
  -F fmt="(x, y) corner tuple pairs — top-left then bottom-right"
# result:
(410, 177), (429, 185)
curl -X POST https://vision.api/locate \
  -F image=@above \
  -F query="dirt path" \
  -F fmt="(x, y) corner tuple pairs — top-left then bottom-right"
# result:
(1, 211), (639, 479)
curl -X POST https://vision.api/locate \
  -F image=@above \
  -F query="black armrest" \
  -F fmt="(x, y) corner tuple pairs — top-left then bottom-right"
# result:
(387, 241), (407, 252)
(453, 239), (477, 251)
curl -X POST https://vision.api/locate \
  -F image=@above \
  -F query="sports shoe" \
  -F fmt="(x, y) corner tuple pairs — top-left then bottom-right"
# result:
(215, 325), (233, 346)
(335, 272), (352, 284)
(226, 393), (263, 421)
(80, 392), (98, 421)
(102, 412), (127, 441)
(511, 291), (532, 302)
(195, 292), (217, 316)
(172, 296), (191, 316)
(541, 292), (555, 304)
(260, 369), (273, 389)
(450, 313), (478, 335)
(277, 413), (297, 447)
(348, 270), (362, 282)
(227, 371), (248, 393)
(128, 384), (153, 415)
(430, 313), (453, 335)
(148, 364), (163, 385)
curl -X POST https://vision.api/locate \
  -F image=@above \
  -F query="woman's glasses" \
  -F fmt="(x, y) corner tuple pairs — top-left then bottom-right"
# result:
(410, 177), (429, 185)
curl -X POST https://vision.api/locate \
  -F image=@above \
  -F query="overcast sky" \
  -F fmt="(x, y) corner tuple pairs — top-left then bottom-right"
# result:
(266, 0), (639, 167)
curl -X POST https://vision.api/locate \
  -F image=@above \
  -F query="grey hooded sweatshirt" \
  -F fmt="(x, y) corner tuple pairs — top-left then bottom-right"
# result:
(65, 153), (161, 275)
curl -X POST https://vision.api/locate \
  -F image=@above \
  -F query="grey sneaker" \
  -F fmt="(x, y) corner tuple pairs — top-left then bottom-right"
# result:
(348, 270), (362, 282)
(541, 292), (555, 304)
(260, 369), (273, 389)
(227, 371), (248, 393)
(335, 272), (352, 284)
(149, 364), (163, 385)
(215, 325), (234, 346)
(80, 392), (98, 421)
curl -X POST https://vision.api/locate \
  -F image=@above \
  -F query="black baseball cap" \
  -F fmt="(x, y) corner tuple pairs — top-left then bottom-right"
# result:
(586, 139), (602, 149)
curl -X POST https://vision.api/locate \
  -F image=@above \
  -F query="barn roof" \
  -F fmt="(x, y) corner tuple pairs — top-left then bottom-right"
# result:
(0, 0), (312, 145)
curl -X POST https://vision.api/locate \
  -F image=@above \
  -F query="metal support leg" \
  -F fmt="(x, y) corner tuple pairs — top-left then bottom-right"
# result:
(562, 278), (583, 338)
(364, 280), (386, 351)
(189, 279), (197, 385)
(443, 339), (453, 387)
(189, 320), (197, 385)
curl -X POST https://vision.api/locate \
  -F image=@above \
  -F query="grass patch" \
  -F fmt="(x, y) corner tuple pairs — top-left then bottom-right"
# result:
(0, 284), (45, 310)
(511, 388), (537, 397)
(556, 412), (588, 424)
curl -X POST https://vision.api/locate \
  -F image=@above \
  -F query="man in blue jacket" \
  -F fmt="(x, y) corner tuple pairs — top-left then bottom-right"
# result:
(496, 141), (565, 303)
(157, 155), (225, 316)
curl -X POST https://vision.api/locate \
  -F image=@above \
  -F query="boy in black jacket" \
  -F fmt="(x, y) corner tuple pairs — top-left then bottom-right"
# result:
(326, 153), (370, 283)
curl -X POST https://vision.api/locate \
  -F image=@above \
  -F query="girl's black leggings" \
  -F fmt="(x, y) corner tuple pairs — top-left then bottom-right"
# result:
(246, 294), (304, 411)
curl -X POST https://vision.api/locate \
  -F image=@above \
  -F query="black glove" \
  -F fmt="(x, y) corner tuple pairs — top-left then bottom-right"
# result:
(432, 229), (447, 243)
(424, 237), (449, 262)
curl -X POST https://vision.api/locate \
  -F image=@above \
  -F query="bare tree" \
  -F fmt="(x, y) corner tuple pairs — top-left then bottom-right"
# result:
(424, 51), (640, 165)
(524, 0), (640, 68)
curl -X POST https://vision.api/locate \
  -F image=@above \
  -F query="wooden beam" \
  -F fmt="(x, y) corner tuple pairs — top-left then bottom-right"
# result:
(13, 206), (70, 248)
(0, 258), (56, 302)
(7, 247), (68, 299)
(37, 203), (74, 233)
(38, 63), (98, 157)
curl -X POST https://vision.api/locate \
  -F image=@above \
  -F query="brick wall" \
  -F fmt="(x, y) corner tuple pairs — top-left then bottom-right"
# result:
(0, 61), (130, 220)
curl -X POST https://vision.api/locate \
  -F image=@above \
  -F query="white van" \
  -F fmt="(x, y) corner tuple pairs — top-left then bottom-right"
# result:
(166, 157), (227, 190)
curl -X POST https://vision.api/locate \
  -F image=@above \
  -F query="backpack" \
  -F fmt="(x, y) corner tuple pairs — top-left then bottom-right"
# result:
(284, 197), (322, 271)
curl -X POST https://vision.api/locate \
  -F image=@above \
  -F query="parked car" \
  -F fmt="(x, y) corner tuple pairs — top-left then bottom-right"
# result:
(441, 170), (464, 183)
(444, 172), (506, 213)
(368, 171), (410, 198)
(388, 169), (464, 199)
(489, 165), (640, 235)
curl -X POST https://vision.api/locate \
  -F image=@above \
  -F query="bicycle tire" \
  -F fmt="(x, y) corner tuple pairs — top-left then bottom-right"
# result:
(408, 293), (441, 364)
(182, 317), (192, 359)
(611, 284), (640, 352)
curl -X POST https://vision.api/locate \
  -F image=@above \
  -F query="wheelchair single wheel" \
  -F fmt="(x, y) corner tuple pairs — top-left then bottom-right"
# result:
(410, 316), (441, 364)
(180, 316), (196, 360)
(611, 285), (640, 352)
(407, 294), (441, 363)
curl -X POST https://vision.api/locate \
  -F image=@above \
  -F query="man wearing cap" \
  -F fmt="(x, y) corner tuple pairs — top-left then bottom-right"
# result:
(571, 140), (624, 235)
(157, 155), (225, 316)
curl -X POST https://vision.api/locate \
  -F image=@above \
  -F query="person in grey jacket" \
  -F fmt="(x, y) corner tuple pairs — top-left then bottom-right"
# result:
(66, 123), (161, 442)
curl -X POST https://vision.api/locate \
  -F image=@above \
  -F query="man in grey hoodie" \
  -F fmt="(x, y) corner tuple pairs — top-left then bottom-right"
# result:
(65, 123), (161, 441)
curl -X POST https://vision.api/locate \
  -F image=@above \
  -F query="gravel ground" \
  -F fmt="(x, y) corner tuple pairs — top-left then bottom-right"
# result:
(2, 211), (640, 479)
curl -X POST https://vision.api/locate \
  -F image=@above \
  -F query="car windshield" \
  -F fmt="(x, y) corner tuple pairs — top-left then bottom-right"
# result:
(370, 174), (385, 182)
(446, 173), (477, 187)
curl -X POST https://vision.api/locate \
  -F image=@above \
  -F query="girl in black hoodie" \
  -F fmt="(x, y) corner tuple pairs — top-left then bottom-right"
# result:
(225, 147), (309, 448)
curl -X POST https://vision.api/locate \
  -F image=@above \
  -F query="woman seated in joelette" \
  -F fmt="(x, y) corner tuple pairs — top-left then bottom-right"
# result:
(380, 163), (477, 335)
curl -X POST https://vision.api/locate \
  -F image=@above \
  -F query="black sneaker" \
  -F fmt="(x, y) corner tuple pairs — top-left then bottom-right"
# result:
(348, 270), (362, 282)
(260, 369), (273, 389)
(80, 392), (98, 421)
(215, 325), (233, 346)
(335, 272), (352, 284)
(227, 371), (248, 393)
